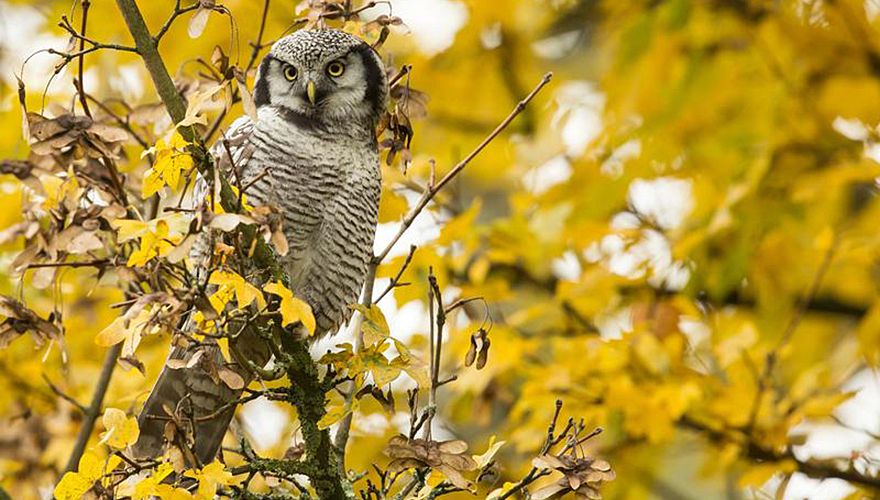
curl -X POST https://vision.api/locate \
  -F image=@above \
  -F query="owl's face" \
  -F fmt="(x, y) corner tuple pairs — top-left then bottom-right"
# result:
(253, 29), (388, 126)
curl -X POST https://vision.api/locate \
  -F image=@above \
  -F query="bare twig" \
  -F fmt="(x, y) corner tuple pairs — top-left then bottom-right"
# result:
(27, 259), (111, 269)
(43, 374), (87, 414)
(373, 72), (553, 264)
(75, 0), (92, 117)
(333, 260), (378, 467)
(374, 244), (416, 303)
(62, 343), (122, 475)
(244, 0), (271, 73)
(748, 233), (839, 432)
(154, 0), (201, 45)
(496, 400), (565, 500)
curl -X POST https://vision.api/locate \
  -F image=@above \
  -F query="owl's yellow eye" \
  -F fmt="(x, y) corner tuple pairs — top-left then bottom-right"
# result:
(283, 65), (298, 81)
(327, 61), (345, 77)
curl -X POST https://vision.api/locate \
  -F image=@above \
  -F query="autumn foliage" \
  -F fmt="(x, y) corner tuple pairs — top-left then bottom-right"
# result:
(1, 0), (880, 499)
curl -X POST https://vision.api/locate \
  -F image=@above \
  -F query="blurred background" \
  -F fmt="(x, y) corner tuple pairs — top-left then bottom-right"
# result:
(1, 0), (880, 498)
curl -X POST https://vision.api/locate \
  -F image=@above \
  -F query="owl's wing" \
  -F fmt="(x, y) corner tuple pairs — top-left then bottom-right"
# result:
(191, 116), (256, 205)
(133, 116), (269, 466)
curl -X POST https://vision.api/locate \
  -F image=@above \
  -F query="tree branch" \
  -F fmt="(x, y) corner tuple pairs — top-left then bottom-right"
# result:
(679, 416), (880, 491)
(373, 72), (553, 264)
(112, 2), (349, 496)
(62, 343), (122, 474)
(115, 0), (188, 126)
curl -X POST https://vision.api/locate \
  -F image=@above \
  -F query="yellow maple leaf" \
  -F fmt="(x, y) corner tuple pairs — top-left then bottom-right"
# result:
(111, 218), (151, 243)
(142, 131), (195, 198)
(263, 281), (316, 334)
(154, 485), (195, 500)
(208, 270), (266, 310)
(54, 452), (121, 500)
(99, 407), (140, 449)
(131, 462), (175, 500)
(211, 184), (253, 214)
(350, 304), (389, 347)
(473, 435), (506, 468)
(317, 393), (359, 430)
(130, 219), (187, 266)
(95, 305), (158, 357)
(40, 168), (81, 211)
(184, 461), (242, 499)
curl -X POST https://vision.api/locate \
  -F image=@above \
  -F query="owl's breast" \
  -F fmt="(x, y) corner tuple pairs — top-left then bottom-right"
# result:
(244, 117), (381, 335)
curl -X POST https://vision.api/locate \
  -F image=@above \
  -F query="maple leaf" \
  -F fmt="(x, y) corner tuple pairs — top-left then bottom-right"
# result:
(54, 452), (121, 500)
(131, 462), (175, 500)
(142, 131), (195, 198)
(264, 280), (316, 334)
(99, 407), (140, 449)
(184, 460), (242, 498)
(350, 303), (390, 346)
(208, 269), (266, 310)
(318, 391), (359, 430)
(94, 304), (160, 358)
(112, 215), (188, 267)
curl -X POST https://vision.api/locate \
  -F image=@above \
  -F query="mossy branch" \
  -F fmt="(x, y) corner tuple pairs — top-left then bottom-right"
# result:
(113, 0), (348, 495)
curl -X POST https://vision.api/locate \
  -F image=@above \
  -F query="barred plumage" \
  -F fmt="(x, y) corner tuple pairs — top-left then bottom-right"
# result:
(133, 29), (388, 465)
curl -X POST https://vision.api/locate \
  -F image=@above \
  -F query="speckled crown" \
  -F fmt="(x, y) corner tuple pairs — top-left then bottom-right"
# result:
(270, 29), (367, 67)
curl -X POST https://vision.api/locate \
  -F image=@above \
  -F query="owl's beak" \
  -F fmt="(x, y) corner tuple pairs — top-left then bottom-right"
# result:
(306, 80), (317, 105)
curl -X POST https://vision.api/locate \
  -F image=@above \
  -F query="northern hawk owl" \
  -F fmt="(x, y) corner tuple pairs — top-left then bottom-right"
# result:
(134, 29), (388, 465)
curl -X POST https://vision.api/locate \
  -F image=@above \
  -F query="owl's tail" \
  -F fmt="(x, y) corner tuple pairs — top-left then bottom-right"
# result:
(133, 329), (270, 466)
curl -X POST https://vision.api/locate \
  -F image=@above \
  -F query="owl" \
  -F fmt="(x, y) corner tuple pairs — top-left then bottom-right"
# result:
(133, 29), (388, 465)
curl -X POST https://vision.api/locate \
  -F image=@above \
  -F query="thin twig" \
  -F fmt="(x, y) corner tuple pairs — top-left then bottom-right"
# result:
(374, 244), (416, 303)
(62, 343), (122, 475)
(75, 0), (92, 117)
(373, 72), (553, 265)
(680, 416), (880, 490)
(27, 259), (111, 269)
(747, 234), (839, 431)
(333, 260), (378, 466)
(154, 0), (201, 45)
(43, 374), (87, 414)
(245, 0), (271, 73)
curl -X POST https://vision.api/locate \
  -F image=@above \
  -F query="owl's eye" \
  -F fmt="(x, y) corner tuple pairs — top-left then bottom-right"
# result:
(326, 61), (345, 77)
(283, 65), (298, 81)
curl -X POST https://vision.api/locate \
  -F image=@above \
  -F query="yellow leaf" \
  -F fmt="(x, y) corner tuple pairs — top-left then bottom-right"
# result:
(95, 306), (158, 358)
(263, 281), (316, 334)
(53, 452), (105, 500)
(109, 218), (146, 242)
(351, 304), (390, 347)
(39, 169), (80, 211)
(318, 395), (358, 430)
(378, 189), (409, 223)
(738, 459), (796, 488)
(487, 482), (518, 500)
(217, 337), (232, 363)
(133, 462), (175, 500)
(473, 436), (506, 468)
(184, 461), (241, 499)
(154, 485), (195, 500)
(99, 407), (140, 449)
(142, 131), (195, 198)
(209, 270), (266, 310)
(800, 391), (856, 418)
(438, 198), (482, 246)
(817, 76), (880, 123)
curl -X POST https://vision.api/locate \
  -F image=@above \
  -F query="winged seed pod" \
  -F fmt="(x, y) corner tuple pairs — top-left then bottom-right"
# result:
(383, 435), (478, 489)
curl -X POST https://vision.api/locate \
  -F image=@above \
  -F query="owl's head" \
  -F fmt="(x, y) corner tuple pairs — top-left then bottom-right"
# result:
(253, 29), (388, 127)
